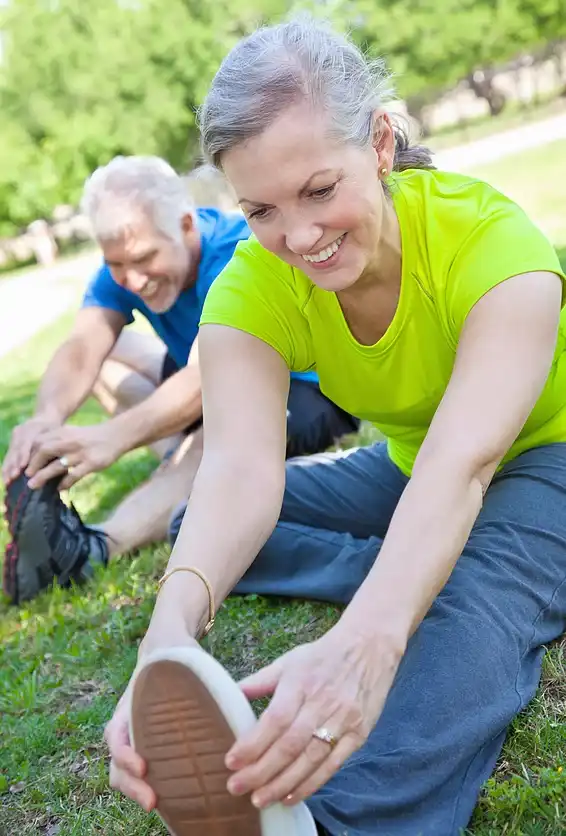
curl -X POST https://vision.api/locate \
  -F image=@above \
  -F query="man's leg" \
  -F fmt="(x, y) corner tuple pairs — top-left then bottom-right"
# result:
(93, 329), (183, 460)
(5, 331), (200, 598)
(285, 379), (360, 459)
(98, 429), (204, 558)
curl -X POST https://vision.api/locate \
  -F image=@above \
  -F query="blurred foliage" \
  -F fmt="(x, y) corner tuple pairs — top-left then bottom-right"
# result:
(0, 0), (565, 235)
(335, 0), (566, 118)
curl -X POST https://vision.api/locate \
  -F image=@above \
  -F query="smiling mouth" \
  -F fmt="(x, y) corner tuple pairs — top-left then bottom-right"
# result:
(301, 234), (345, 265)
(141, 280), (159, 299)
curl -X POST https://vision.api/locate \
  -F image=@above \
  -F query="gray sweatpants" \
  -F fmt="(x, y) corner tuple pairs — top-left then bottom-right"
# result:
(170, 442), (566, 835)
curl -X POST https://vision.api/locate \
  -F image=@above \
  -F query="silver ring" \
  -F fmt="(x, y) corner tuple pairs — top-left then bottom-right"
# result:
(59, 456), (70, 469)
(312, 727), (339, 749)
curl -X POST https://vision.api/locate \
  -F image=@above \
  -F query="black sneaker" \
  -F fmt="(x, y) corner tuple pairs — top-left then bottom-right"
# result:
(3, 472), (109, 605)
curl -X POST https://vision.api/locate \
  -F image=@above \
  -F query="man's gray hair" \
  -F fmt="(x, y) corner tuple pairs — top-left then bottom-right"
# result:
(81, 156), (195, 243)
(199, 15), (433, 172)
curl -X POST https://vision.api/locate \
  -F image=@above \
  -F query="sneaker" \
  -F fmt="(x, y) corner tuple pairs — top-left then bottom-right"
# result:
(130, 647), (319, 836)
(3, 472), (108, 605)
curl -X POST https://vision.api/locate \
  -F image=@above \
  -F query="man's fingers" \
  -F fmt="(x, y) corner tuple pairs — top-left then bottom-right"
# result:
(2, 453), (19, 484)
(27, 458), (70, 489)
(59, 463), (89, 490)
(2, 442), (31, 484)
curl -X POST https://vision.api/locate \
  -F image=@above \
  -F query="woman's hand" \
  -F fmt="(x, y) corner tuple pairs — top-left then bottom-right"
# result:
(225, 622), (404, 808)
(105, 684), (157, 812)
(104, 629), (200, 810)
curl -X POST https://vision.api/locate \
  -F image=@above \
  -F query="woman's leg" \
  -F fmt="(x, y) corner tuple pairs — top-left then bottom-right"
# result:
(170, 442), (408, 602)
(308, 444), (566, 836)
(235, 442), (408, 604)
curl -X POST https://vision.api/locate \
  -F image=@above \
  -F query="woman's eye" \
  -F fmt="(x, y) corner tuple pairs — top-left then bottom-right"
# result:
(309, 184), (336, 200)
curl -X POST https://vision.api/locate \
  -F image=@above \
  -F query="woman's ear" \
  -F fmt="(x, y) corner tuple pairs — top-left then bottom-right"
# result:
(372, 111), (396, 175)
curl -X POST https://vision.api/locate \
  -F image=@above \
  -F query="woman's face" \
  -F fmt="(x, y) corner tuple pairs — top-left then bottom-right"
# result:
(222, 103), (394, 292)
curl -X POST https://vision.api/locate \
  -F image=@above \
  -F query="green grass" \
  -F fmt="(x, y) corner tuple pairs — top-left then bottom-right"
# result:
(469, 139), (566, 246)
(2, 147), (566, 835)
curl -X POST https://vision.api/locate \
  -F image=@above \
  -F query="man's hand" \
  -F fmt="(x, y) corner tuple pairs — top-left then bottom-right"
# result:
(2, 416), (60, 486)
(26, 423), (125, 490)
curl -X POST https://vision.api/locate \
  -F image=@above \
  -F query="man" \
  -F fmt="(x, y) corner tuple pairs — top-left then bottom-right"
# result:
(2, 156), (358, 605)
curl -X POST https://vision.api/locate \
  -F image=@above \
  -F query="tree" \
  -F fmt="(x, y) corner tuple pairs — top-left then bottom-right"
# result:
(0, 0), (288, 233)
(335, 0), (546, 114)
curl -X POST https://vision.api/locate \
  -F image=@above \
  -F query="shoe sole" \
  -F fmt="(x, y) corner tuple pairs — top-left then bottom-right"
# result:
(130, 647), (316, 836)
(4, 474), (56, 603)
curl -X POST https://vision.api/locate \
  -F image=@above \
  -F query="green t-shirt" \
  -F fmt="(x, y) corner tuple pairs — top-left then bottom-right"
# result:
(201, 168), (566, 475)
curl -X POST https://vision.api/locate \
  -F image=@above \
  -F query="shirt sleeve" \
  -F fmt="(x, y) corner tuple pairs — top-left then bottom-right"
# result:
(446, 203), (566, 338)
(200, 238), (315, 373)
(81, 264), (135, 324)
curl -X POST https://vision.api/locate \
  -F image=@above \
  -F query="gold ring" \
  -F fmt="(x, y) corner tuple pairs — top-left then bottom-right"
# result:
(312, 727), (339, 749)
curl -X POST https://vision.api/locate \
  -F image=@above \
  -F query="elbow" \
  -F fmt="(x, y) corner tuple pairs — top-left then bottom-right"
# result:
(412, 439), (502, 498)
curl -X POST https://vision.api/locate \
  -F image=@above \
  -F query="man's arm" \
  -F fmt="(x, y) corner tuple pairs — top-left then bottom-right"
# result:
(104, 335), (203, 457)
(35, 306), (126, 423)
(2, 306), (125, 484)
(24, 334), (203, 490)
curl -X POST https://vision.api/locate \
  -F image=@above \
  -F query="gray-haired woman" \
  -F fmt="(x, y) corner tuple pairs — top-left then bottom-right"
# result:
(104, 17), (566, 836)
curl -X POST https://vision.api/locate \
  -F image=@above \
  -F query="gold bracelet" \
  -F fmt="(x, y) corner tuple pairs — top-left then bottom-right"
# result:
(157, 566), (215, 637)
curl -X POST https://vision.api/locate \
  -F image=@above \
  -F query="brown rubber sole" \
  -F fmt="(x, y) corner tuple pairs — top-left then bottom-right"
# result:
(131, 658), (262, 836)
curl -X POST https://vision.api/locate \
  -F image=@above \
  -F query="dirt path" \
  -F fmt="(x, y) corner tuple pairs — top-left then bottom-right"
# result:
(434, 111), (566, 171)
(0, 250), (100, 359)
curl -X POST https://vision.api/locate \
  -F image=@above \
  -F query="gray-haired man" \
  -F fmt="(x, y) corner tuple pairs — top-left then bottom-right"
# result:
(2, 156), (359, 605)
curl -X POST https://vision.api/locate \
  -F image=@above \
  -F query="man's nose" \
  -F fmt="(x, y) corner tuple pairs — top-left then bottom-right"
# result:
(124, 267), (148, 295)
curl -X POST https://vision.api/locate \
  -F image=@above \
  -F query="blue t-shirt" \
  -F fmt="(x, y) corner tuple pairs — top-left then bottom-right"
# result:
(82, 207), (317, 383)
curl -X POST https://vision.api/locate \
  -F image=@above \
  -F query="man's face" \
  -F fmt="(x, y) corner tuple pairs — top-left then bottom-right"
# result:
(102, 213), (192, 313)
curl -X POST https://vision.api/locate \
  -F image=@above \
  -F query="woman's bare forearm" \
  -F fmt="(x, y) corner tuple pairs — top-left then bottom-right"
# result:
(145, 451), (285, 646)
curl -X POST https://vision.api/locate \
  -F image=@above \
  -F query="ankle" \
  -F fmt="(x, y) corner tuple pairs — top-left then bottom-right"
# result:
(90, 525), (119, 561)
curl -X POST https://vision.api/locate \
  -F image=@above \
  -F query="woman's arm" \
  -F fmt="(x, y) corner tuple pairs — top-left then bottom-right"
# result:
(341, 269), (563, 645)
(140, 323), (290, 652)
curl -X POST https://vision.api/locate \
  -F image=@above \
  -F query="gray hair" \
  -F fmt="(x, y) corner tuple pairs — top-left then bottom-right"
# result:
(81, 156), (195, 243)
(199, 16), (434, 172)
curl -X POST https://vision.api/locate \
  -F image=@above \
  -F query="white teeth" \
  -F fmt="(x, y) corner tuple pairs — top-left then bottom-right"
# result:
(302, 235), (344, 264)
(143, 281), (157, 297)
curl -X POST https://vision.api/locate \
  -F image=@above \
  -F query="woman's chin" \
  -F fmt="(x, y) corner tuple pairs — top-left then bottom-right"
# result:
(308, 263), (361, 293)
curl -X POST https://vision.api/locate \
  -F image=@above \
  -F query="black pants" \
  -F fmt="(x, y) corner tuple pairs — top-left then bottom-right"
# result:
(161, 352), (359, 458)
(285, 378), (359, 458)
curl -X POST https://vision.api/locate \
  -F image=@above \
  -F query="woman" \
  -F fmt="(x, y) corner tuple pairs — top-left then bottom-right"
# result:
(105, 17), (566, 836)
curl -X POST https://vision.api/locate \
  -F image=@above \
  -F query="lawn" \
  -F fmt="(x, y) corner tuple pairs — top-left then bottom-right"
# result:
(2, 144), (566, 836)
